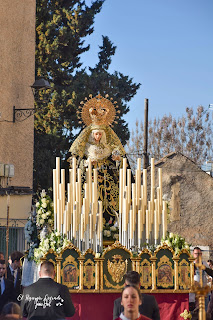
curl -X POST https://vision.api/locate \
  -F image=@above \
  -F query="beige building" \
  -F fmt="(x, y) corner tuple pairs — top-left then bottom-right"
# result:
(0, 1), (36, 254)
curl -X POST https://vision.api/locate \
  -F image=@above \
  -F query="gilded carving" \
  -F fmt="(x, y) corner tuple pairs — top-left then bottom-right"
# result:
(62, 256), (79, 288)
(157, 256), (174, 288)
(102, 240), (132, 258)
(83, 258), (95, 289)
(140, 259), (152, 289)
(104, 274), (123, 289)
(179, 259), (190, 289)
(107, 255), (128, 283)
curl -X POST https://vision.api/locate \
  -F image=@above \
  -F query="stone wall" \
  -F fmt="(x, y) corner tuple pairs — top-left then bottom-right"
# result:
(148, 152), (213, 258)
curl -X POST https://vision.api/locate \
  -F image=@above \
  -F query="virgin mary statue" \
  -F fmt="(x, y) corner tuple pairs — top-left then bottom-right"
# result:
(69, 94), (129, 224)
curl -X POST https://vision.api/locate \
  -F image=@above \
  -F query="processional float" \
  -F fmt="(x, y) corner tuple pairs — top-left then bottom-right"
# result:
(39, 94), (206, 319)
(52, 94), (167, 253)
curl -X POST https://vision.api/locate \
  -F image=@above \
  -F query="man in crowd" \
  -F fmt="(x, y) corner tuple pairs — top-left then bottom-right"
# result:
(113, 271), (160, 320)
(21, 260), (75, 320)
(0, 252), (4, 260)
(189, 247), (213, 318)
(0, 259), (14, 312)
(7, 251), (24, 303)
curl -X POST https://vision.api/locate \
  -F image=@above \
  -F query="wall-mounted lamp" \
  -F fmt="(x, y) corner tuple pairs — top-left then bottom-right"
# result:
(13, 78), (51, 122)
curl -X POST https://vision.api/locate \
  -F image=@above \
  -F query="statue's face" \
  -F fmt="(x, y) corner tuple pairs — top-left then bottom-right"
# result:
(93, 131), (102, 142)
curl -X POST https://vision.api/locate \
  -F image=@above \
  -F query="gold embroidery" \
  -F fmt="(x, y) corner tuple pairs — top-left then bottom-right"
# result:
(107, 255), (128, 283)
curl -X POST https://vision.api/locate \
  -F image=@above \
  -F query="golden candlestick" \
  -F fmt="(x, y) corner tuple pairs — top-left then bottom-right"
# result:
(191, 255), (211, 320)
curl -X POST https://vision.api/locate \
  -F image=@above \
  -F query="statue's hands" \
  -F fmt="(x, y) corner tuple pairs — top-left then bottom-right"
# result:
(112, 154), (121, 161)
(91, 160), (97, 166)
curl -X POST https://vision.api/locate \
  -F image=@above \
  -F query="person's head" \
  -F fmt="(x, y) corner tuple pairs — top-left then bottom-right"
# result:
(88, 128), (107, 147)
(0, 260), (6, 277)
(10, 251), (24, 270)
(207, 260), (213, 269)
(121, 285), (142, 319)
(0, 252), (4, 260)
(39, 261), (55, 279)
(124, 271), (140, 288)
(193, 247), (202, 263)
(1, 302), (21, 318)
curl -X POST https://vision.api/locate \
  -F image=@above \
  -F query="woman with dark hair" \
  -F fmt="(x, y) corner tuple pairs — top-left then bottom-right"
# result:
(114, 285), (151, 320)
(0, 302), (21, 319)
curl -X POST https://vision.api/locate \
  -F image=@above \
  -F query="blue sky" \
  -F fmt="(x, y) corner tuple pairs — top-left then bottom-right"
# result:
(82, 0), (213, 132)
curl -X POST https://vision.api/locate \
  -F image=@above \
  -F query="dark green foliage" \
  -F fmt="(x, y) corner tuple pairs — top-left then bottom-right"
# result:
(34, 1), (140, 192)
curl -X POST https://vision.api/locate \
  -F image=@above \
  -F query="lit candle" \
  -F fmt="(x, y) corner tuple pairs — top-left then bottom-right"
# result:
(158, 168), (162, 211)
(146, 209), (149, 240)
(56, 157), (60, 201)
(119, 169), (123, 214)
(72, 158), (76, 204)
(67, 201), (71, 234)
(130, 209), (133, 240)
(154, 210), (158, 240)
(77, 168), (82, 207)
(59, 184), (63, 225)
(93, 168), (98, 184)
(61, 169), (65, 214)
(162, 201), (167, 238)
(98, 201), (103, 232)
(80, 213), (84, 240)
(96, 214), (100, 240)
(132, 197), (136, 232)
(88, 158), (92, 203)
(85, 183), (89, 225)
(138, 209), (142, 240)
(143, 169), (147, 208)
(53, 169), (57, 230)
(89, 214), (92, 239)
(151, 158), (155, 202)
(123, 190), (127, 232)
(123, 158), (127, 187)
(64, 209), (67, 235)
(127, 169), (131, 209)
(73, 203), (77, 238)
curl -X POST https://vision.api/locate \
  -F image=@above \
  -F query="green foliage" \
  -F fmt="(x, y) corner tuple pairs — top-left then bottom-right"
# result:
(34, 1), (140, 192)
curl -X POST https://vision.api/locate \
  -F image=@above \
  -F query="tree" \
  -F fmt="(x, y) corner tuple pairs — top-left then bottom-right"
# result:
(74, 36), (140, 144)
(34, 1), (140, 192)
(126, 106), (213, 171)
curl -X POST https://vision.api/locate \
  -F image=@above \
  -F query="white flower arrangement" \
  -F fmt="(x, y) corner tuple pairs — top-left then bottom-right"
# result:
(33, 231), (71, 264)
(103, 221), (119, 241)
(161, 232), (191, 254)
(36, 190), (54, 229)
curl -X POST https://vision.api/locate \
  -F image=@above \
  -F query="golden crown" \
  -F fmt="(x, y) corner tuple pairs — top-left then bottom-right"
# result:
(77, 94), (120, 127)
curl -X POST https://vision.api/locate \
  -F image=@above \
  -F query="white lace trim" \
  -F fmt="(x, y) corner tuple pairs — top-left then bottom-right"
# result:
(85, 143), (112, 161)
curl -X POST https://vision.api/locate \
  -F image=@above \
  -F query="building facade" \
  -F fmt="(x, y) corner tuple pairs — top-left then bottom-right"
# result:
(0, 0), (36, 255)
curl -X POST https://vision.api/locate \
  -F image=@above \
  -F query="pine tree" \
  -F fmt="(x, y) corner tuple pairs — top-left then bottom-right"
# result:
(34, 1), (140, 191)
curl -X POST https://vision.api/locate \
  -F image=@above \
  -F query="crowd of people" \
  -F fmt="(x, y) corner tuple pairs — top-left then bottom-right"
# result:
(189, 247), (213, 320)
(0, 248), (213, 319)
